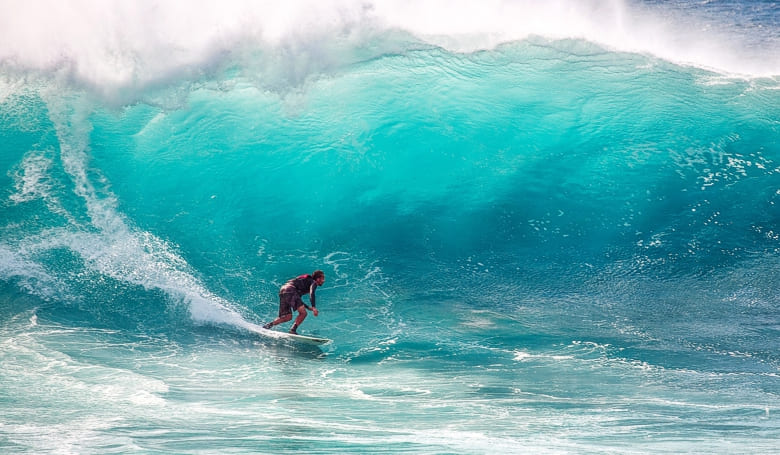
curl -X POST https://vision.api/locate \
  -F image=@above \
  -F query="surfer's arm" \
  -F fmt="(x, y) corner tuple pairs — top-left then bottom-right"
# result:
(308, 282), (319, 316)
(309, 282), (318, 308)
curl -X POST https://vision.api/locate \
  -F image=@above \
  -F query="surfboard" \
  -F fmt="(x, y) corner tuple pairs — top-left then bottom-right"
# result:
(241, 321), (332, 346)
(279, 331), (332, 345)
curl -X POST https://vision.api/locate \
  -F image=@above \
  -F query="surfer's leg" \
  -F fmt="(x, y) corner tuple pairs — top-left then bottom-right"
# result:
(290, 305), (308, 334)
(265, 292), (295, 328)
(263, 313), (291, 329)
(270, 313), (292, 325)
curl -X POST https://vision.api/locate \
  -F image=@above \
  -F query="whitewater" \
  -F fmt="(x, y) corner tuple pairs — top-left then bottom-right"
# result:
(1, 0), (779, 453)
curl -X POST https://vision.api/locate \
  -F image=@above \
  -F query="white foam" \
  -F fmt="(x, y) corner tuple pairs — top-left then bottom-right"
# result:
(9, 151), (53, 203)
(2, 92), (252, 329)
(0, 0), (776, 98)
(0, 244), (65, 300)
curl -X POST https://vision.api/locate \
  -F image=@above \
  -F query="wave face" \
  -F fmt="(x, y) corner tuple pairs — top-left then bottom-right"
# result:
(1, 1), (779, 453)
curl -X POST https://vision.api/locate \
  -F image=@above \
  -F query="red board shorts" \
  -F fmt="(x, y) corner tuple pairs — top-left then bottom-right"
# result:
(278, 285), (304, 317)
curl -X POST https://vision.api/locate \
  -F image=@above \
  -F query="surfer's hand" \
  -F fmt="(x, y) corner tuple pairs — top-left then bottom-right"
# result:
(313, 308), (319, 317)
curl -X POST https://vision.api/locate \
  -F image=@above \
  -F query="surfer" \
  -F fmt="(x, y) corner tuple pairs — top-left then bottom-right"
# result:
(263, 270), (325, 334)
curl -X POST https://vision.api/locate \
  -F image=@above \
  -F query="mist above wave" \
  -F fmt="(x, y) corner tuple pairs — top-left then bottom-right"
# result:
(1, 0), (777, 103)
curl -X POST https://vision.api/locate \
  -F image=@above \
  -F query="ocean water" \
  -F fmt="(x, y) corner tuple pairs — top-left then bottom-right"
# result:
(1, 1), (779, 453)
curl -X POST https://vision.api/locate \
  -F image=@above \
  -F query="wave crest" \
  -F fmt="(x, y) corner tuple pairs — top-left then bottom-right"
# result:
(1, 0), (777, 101)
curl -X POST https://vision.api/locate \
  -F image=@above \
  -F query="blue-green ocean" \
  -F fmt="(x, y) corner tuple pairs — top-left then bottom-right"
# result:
(2, 1), (779, 453)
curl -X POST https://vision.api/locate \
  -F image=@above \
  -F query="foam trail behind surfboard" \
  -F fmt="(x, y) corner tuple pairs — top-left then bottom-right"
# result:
(19, 92), (258, 332)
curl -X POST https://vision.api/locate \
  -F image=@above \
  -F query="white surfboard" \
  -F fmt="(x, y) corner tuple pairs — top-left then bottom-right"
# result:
(241, 321), (332, 346)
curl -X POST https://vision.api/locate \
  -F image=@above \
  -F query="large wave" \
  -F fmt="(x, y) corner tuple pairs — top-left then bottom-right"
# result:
(1, 5), (779, 453)
(1, 1), (778, 338)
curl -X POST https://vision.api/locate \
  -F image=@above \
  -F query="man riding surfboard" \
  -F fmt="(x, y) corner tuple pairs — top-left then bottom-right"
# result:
(263, 270), (325, 334)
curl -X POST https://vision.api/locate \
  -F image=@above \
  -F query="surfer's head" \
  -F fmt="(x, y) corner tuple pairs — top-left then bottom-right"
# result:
(313, 270), (325, 285)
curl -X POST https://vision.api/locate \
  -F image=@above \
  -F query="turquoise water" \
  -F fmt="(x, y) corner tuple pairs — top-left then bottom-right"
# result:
(2, 1), (780, 453)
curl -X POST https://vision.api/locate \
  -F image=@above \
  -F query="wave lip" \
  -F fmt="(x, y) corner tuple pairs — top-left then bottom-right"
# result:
(1, 0), (778, 99)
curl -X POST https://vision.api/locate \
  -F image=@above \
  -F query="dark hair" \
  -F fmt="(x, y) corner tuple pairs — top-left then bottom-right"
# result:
(312, 270), (325, 280)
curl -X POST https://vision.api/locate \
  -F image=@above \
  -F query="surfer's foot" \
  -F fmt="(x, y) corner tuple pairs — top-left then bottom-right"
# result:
(263, 322), (273, 329)
(289, 328), (298, 334)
